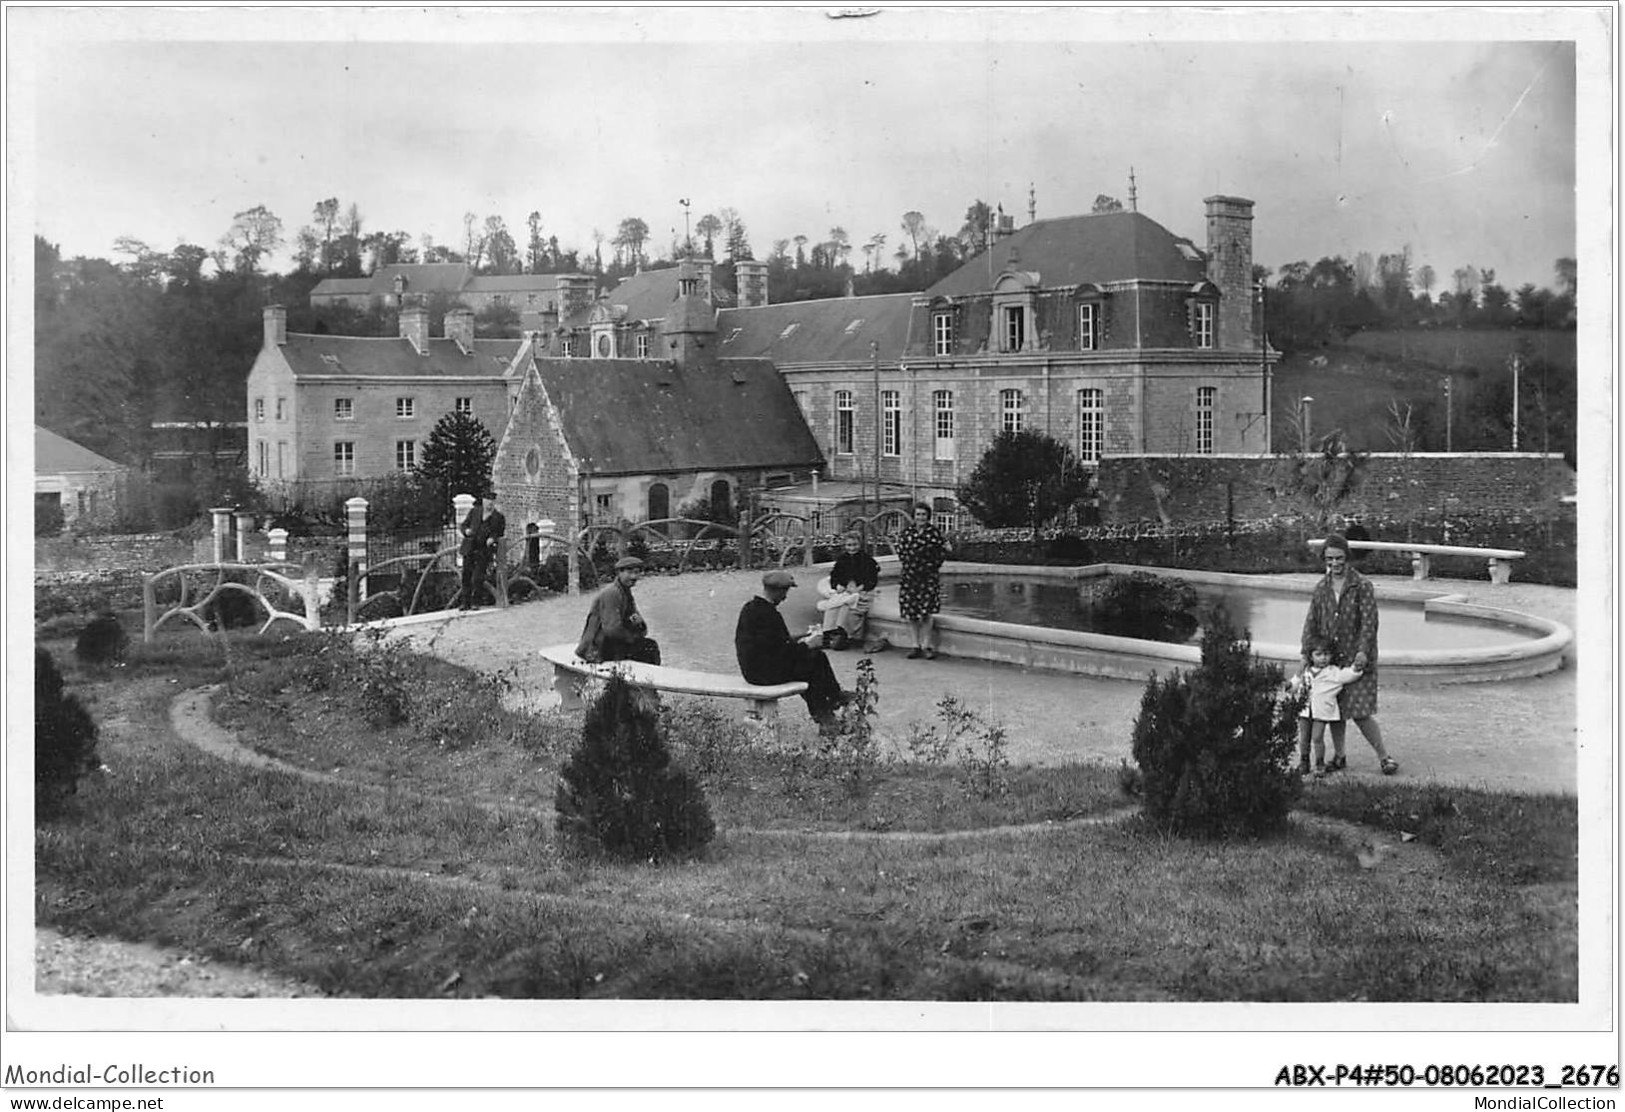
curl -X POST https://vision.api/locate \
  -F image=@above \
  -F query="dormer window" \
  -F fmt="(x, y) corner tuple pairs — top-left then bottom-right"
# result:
(843, 318), (865, 335)
(1079, 303), (1098, 351)
(1003, 305), (1026, 352)
(932, 310), (953, 356)
(779, 322), (800, 340)
(1194, 302), (1215, 349)
(990, 271), (1039, 354)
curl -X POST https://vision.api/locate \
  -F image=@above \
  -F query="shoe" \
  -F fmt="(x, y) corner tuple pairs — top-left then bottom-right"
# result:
(1312, 764), (1327, 780)
(907, 648), (924, 659)
(923, 647), (937, 660)
(1327, 755), (1347, 773)
(1380, 758), (1399, 776)
(1298, 760), (1311, 776)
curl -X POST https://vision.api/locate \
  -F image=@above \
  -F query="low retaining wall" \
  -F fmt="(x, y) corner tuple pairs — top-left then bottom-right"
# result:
(845, 561), (1572, 685)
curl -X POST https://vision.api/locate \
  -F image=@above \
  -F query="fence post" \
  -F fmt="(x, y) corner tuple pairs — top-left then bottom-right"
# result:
(143, 573), (156, 643)
(452, 493), (476, 571)
(802, 516), (814, 568)
(303, 566), (320, 631)
(345, 497), (369, 610)
(234, 510), (255, 562)
(267, 527), (288, 564)
(737, 511), (750, 570)
(567, 526), (581, 598)
(209, 507), (234, 564)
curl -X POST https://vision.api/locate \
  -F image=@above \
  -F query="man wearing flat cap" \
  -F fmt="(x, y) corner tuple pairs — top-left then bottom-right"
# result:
(576, 555), (661, 664)
(735, 569), (851, 729)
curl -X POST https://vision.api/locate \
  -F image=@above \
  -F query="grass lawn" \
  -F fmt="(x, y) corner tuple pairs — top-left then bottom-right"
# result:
(34, 628), (1577, 1002)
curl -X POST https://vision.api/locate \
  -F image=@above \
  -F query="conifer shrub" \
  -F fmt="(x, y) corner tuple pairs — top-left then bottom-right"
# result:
(35, 648), (100, 818)
(74, 610), (129, 665)
(202, 578), (261, 630)
(555, 675), (715, 861)
(1129, 606), (1300, 838)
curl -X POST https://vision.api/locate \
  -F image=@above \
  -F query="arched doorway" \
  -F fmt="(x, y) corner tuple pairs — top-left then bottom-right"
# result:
(709, 479), (731, 521)
(648, 482), (670, 527)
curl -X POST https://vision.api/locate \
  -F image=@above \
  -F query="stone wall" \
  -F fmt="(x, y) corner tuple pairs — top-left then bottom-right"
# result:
(35, 533), (196, 575)
(1096, 452), (1576, 526)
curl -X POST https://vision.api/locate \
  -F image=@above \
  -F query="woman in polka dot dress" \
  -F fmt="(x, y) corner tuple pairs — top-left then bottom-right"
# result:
(896, 502), (950, 659)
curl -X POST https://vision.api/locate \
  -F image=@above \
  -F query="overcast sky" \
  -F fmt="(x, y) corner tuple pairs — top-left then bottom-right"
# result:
(12, 6), (1596, 292)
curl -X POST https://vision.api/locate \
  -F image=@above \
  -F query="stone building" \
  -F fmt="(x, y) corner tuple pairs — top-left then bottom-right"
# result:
(35, 426), (130, 529)
(309, 263), (597, 333)
(244, 305), (529, 497)
(492, 261), (823, 532)
(715, 197), (1275, 526)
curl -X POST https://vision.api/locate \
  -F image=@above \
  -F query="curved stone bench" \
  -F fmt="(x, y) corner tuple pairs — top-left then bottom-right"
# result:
(538, 642), (807, 721)
(1309, 538), (1526, 584)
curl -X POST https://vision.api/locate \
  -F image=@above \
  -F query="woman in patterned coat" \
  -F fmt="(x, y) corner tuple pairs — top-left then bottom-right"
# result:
(896, 502), (950, 659)
(1300, 533), (1399, 775)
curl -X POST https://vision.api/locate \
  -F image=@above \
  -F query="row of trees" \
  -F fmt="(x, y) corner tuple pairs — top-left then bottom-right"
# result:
(1263, 252), (1576, 352)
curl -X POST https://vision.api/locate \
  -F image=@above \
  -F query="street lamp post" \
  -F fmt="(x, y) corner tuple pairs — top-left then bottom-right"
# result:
(1509, 351), (1521, 451)
(1300, 395), (1314, 453)
(1441, 376), (1453, 452)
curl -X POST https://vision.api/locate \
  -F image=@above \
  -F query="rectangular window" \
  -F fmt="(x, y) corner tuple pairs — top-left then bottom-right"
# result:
(933, 390), (955, 461)
(1079, 304), (1097, 351)
(396, 397), (415, 419)
(595, 493), (613, 520)
(635, 334), (650, 359)
(334, 397), (354, 421)
(561, 337), (575, 358)
(275, 397), (287, 421)
(881, 390), (901, 457)
(1077, 388), (1104, 464)
(1004, 306), (1025, 352)
(396, 440), (417, 471)
(932, 496), (957, 533)
(254, 398), (265, 423)
(932, 311), (953, 357)
(455, 397), (473, 416)
(835, 389), (855, 454)
(334, 441), (355, 477)
(1196, 386), (1216, 455)
(1001, 388), (1025, 434)
(1195, 302), (1215, 349)
(276, 441), (286, 479)
(256, 440), (268, 476)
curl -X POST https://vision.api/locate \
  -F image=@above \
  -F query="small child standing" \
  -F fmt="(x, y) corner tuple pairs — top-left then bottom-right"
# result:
(1290, 640), (1365, 778)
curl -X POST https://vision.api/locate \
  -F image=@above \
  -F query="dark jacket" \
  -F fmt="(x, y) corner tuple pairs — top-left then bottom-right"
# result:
(576, 580), (645, 663)
(735, 595), (811, 686)
(830, 551), (880, 592)
(459, 506), (506, 557)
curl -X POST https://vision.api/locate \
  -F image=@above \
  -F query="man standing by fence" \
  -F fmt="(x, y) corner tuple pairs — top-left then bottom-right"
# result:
(458, 497), (506, 610)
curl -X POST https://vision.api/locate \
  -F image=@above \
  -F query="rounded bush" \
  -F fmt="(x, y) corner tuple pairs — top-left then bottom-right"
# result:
(355, 593), (405, 623)
(35, 648), (99, 818)
(74, 611), (129, 665)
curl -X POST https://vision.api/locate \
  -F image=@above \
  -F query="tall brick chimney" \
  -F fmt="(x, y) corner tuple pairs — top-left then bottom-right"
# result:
(444, 308), (475, 353)
(400, 306), (431, 355)
(1204, 195), (1255, 351)
(734, 259), (769, 308)
(263, 305), (286, 348)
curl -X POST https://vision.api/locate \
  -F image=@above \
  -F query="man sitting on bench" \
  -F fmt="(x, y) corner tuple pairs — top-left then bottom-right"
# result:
(736, 569), (853, 731)
(576, 556), (661, 664)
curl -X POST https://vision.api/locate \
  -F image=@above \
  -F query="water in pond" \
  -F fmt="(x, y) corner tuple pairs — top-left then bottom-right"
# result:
(938, 576), (1539, 651)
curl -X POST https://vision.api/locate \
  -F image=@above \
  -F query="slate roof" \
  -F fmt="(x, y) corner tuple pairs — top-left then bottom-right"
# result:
(277, 333), (523, 379)
(602, 266), (682, 322)
(308, 277), (373, 298)
(530, 357), (824, 476)
(925, 211), (1208, 297)
(36, 426), (129, 473)
(468, 274), (572, 293)
(715, 292), (916, 364)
